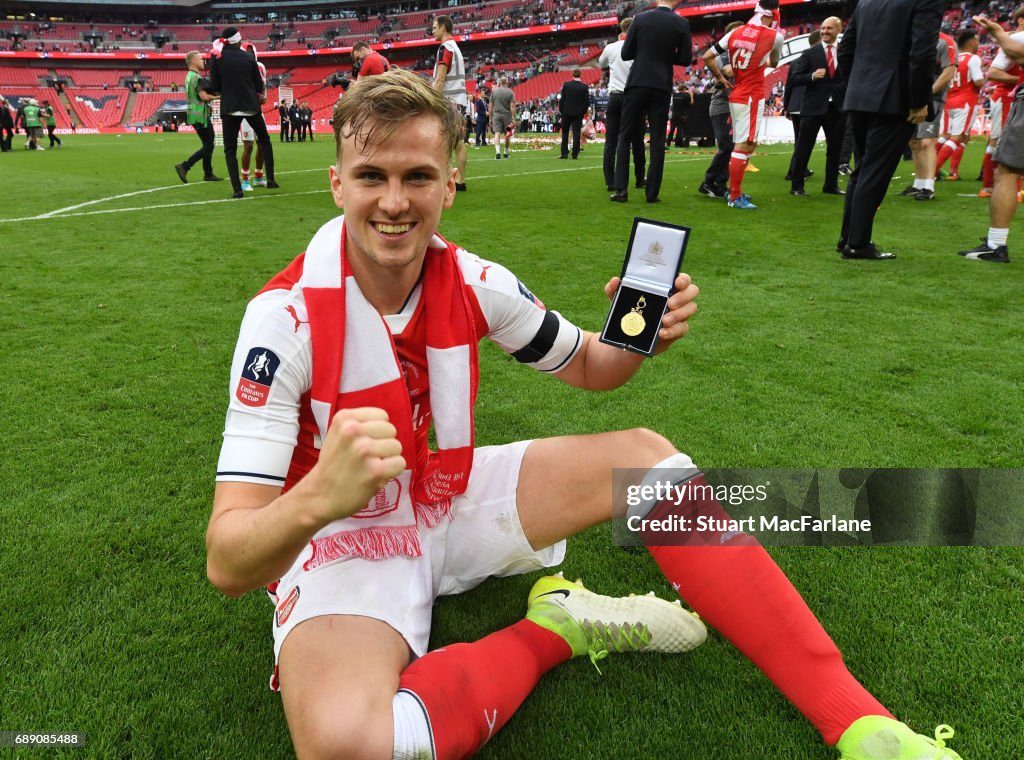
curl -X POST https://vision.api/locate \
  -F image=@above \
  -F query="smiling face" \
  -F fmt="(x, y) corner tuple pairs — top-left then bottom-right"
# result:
(820, 18), (840, 45)
(330, 113), (456, 307)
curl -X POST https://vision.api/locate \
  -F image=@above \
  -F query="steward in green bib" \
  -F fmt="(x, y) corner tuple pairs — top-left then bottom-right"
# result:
(174, 50), (222, 184)
(22, 99), (42, 150)
(42, 100), (62, 148)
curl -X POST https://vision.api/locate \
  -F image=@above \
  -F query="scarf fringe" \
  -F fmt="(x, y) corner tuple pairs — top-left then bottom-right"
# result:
(303, 525), (422, 570)
(416, 498), (453, 529)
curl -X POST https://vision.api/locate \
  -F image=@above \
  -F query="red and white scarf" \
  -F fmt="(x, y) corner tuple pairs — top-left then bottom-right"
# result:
(300, 215), (478, 564)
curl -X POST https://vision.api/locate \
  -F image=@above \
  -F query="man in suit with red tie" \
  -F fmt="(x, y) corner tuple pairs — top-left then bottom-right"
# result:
(789, 18), (847, 196)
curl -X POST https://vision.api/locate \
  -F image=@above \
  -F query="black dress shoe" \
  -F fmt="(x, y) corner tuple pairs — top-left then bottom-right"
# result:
(232, 190), (245, 199)
(610, 192), (628, 202)
(838, 239), (878, 252)
(784, 172), (792, 181)
(646, 197), (661, 203)
(266, 179), (280, 189)
(635, 179), (646, 188)
(557, 154), (568, 159)
(822, 187), (845, 195)
(842, 244), (895, 260)
(790, 188), (809, 197)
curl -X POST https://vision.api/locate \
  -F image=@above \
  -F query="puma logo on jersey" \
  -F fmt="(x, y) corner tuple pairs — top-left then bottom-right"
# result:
(285, 305), (308, 333)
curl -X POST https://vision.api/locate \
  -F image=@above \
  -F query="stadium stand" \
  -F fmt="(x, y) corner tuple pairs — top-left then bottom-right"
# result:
(0, 65), (49, 86)
(66, 88), (127, 129)
(129, 91), (181, 124)
(282, 65), (339, 85)
(512, 69), (602, 103)
(56, 68), (133, 88)
(138, 69), (185, 88)
(8, 0), (964, 130)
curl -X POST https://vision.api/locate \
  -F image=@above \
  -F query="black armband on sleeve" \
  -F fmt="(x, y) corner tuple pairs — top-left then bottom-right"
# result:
(512, 310), (560, 364)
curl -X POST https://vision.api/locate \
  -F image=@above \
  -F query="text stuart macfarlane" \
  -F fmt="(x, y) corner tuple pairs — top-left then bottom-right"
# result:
(628, 515), (873, 535)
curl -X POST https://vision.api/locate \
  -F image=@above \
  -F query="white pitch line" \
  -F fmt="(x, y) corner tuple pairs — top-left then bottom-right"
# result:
(0, 152), (791, 225)
(2, 166), (334, 224)
(0, 189), (332, 223)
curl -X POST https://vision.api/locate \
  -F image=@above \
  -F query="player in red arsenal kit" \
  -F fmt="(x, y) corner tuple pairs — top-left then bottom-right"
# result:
(935, 30), (984, 179)
(207, 68), (967, 760)
(704, 1), (783, 208)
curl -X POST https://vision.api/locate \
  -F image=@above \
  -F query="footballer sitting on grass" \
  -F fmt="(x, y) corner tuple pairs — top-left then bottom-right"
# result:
(207, 69), (964, 760)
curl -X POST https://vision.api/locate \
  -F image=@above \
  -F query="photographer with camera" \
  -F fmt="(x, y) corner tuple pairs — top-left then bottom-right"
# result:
(352, 41), (390, 80)
(174, 50), (222, 184)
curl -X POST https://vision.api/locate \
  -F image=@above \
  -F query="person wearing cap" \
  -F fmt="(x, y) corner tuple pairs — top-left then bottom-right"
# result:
(209, 27), (278, 199)
(174, 50), (222, 184)
(0, 97), (14, 152)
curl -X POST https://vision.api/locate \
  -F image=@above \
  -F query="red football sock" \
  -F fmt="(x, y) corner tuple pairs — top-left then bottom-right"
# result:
(935, 142), (956, 173)
(949, 143), (964, 175)
(982, 151), (994, 188)
(644, 476), (893, 746)
(728, 151), (749, 200)
(398, 620), (571, 759)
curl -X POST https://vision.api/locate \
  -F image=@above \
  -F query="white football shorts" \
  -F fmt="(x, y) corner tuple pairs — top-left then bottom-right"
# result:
(990, 98), (1011, 140)
(729, 97), (764, 144)
(269, 439), (566, 679)
(944, 104), (979, 137)
(240, 118), (256, 142)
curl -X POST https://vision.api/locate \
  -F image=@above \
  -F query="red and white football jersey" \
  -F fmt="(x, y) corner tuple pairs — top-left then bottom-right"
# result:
(713, 24), (783, 104)
(217, 241), (582, 490)
(946, 52), (983, 109)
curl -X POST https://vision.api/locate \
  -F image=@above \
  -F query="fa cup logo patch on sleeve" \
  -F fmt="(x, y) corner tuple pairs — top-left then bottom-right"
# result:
(236, 347), (281, 407)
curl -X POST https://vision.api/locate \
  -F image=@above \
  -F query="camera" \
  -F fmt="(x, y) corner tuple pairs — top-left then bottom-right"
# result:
(329, 72), (352, 90)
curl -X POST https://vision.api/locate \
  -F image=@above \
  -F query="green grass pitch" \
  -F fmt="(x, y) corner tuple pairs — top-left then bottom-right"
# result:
(1, 132), (1022, 758)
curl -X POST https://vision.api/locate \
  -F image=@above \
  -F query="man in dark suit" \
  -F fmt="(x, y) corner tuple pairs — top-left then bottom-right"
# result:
(279, 99), (290, 142)
(789, 18), (846, 196)
(209, 28), (278, 198)
(289, 101), (301, 141)
(836, 0), (943, 259)
(557, 69), (590, 159)
(611, 0), (691, 203)
(783, 29), (819, 182)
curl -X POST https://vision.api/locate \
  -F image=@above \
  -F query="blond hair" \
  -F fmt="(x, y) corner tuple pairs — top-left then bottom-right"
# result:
(332, 68), (461, 161)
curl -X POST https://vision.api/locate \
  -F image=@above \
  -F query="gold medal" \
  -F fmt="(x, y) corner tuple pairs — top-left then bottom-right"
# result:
(620, 295), (647, 337)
